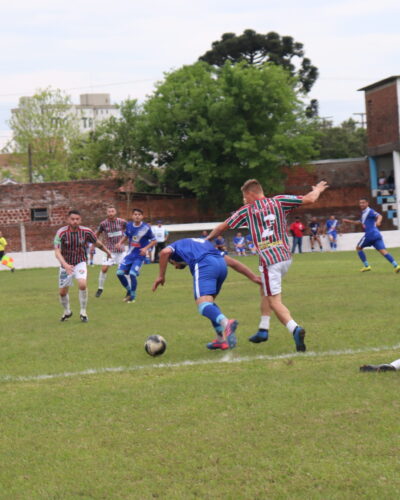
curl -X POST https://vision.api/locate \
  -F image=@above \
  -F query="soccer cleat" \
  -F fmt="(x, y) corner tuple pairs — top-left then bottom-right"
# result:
(122, 292), (131, 302)
(11, 268), (15, 273)
(360, 266), (371, 272)
(80, 314), (89, 323)
(360, 364), (396, 372)
(394, 266), (400, 273)
(206, 339), (229, 350)
(293, 326), (306, 352)
(248, 329), (269, 343)
(60, 311), (73, 322)
(224, 319), (238, 349)
(95, 288), (103, 297)
(126, 292), (136, 303)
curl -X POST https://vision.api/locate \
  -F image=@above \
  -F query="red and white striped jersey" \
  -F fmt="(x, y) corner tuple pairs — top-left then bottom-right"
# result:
(54, 225), (97, 265)
(97, 217), (127, 253)
(226, 195), (303, 266)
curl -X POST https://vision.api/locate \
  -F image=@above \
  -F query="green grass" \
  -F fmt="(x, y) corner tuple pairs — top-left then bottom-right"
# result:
(1, 250), (400, 499)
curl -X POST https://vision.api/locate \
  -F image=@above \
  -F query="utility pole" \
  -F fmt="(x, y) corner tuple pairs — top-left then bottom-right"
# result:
(27, 143), (33, 183)
(353, 112), (366, 128)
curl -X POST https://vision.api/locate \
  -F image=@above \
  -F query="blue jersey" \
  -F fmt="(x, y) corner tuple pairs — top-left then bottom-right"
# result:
(326, 219), (339, 234)
(233, 236), (245, 246)
(125, 222), (155, 259)
(167, 238), (223, 273)
(215, 236), (225, 246)
(361, 207), (381, 238)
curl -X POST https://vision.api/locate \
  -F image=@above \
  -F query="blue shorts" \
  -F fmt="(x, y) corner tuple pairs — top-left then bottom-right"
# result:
(328, 231), (337, 240)
(357, 234), (386, 251)
(192, 255), (227, 300)
(118, 255), (145, 276)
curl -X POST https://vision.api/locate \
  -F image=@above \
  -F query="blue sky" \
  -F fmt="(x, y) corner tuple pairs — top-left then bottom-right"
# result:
(1, 0), (400, 147)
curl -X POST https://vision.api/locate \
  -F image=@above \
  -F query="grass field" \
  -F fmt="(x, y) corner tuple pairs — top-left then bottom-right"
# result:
(1, 250), (400, 499)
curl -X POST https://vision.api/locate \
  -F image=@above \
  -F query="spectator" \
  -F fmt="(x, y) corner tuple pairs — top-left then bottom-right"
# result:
(290, 217), (305, 254)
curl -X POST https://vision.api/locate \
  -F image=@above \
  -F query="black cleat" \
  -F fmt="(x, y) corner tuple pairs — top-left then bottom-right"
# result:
(360, 364), (396, 372)
(80, 314), (89, 323)
(123, 292), (131, 302)
(293, 326), (306, 352)
(11, 268), (15, 273)
(60, 311), (73, 322)
(95, 288), (103, 298)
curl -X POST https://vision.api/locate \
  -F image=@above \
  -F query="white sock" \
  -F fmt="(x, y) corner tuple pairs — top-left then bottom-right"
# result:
(79, 289), (88, 315)
(259, 315), (270, 330)
(220, 317), (228, 329)
(286, 319), (298, 334)
(60, 294), (70, 314)
(98, 271), (107, 289)
(390, 358), (400, 370)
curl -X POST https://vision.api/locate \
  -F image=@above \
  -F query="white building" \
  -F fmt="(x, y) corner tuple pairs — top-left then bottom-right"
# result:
(73, 94), (120, 132)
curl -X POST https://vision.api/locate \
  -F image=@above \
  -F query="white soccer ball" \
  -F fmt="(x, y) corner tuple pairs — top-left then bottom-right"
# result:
(144, 335), (167, 357)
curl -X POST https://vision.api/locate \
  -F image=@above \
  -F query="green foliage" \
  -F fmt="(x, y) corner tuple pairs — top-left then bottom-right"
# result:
(313, 118), (367, 159)
(141, 61), (316, 210)
(199, 29), (318, 93)
(1, 252), (400, 497)
(6, 88), (81, 181)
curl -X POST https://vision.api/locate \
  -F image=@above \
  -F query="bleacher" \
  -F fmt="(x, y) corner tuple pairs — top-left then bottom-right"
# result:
(372, 188), (398, 227)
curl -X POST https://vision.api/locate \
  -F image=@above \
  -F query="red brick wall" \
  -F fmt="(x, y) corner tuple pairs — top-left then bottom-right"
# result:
(364, 83), (399, 149)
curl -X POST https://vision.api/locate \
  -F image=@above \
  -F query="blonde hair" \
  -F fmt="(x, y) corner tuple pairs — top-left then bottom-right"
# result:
(241, 179), (264, 194)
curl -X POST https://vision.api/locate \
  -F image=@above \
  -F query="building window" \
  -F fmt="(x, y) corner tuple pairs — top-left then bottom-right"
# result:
(31, 208), (49, 221)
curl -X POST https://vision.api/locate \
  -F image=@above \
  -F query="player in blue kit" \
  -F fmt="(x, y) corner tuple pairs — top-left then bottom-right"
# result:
(152, 238), (261, 350)
(116, 208), (156, 302)
(342, 198), (400, 273)
(233, 232), (246, 256)
(325, 215), (339, 250)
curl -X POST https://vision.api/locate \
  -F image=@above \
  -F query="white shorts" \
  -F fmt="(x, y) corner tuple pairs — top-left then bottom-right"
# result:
(59, 261), (87, 288)
(102, 251), (125, 266)
(259, 259), (292, 296)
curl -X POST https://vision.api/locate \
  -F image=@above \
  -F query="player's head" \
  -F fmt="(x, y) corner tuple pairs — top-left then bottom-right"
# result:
(106, 206), (117, 218)
(295, 217), (300, 221)
(169, 255), (187, 270)
(237, 232), (242, 236)
(241, 179), (264, 203)
(67, 210), (81, 228)
(359, 198), (369, 210)
(311, 216), (317, 222)
(329, 215), (335, 220)
(131, 208), (144, 224)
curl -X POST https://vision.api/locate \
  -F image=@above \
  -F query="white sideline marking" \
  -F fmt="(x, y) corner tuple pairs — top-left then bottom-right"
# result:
(1, 343), (400, 384)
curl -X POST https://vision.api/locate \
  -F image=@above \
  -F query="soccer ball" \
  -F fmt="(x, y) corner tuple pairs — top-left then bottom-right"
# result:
(144, 335), (167, 357)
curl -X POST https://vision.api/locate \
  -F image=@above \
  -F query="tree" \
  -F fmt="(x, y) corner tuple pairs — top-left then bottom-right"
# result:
(140, 61), (317, 211)
(313, 118), (367, 159)
(199, 30), (318, 93)
(6, 88), (81, 181)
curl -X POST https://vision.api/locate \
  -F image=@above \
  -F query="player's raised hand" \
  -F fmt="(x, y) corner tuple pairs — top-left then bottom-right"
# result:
(313, 180), (329, 192)
(152, 276), (165, 292)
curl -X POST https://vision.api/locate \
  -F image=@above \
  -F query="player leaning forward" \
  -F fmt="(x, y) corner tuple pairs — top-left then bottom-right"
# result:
(207, 179), (328, 352)
(54, 210), (112, 322)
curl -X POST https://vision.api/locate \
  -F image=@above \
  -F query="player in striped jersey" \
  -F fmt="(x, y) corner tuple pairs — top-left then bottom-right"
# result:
(95, 206), (127, 297)
(54, 210), (112, 322)
(207, 178), (328, 352)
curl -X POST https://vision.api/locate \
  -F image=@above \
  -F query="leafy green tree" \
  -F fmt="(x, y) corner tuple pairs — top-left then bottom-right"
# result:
(141, 61), (317, 210)
(199, 30), (318, 93)
(313, 118), (367, 159)
(6, 88), (81, 181)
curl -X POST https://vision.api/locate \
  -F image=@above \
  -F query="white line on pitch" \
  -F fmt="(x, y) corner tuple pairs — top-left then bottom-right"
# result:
(1, 343), (399, 384)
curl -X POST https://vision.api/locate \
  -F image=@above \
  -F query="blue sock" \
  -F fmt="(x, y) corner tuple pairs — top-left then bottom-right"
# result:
(129, 273), (138, 292)
(212, 320), (224, 336)
(384, 253), (398, 267)
(333, 243), (337, 249)
(357, 250), (369, 267)
(117, 270), (130, 291)
(198, 302), (227, 330)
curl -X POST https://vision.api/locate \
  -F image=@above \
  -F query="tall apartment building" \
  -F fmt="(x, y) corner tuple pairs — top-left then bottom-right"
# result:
(73, 93), (120, 132)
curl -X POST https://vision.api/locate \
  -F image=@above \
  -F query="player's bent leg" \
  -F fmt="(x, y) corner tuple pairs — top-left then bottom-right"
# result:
(249, 294), (270, 343)
(378, 248), (400, 272)
(268, 294), (306, 352)
(59, 286), (72, 321)
(77, 279), (89, 322)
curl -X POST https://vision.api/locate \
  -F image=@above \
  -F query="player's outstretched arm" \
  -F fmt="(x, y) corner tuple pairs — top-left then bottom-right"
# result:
(224, 255), (261, 285)
(206, 221), (229, 241)
(152, 247), (173, 291)
(301, 181), (329, 205)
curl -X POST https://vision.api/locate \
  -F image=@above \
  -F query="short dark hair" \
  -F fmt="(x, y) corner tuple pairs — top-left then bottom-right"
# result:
(132, 208), (143, 214)
(68, 210), (81, 216)
(360, 197), (369, 203)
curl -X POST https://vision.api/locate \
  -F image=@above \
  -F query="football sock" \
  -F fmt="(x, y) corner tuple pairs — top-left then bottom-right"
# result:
(383, 253), (398, 267)
(357, 250), (369, 266)
(60, 294), (70, 313)
(79, 289), (88, 315)
(259, 315), (270, 330)
(198, 302), (228, 337)
(129, 273), (138, 292)
(390, 358), (400, 370)
(117, 270), (130, 291)
(98, 271), (107, 289)
(285, 319), (298, 334)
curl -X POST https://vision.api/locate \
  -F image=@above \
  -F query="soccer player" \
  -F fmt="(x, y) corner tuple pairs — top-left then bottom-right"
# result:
(115, 208), (156, 303)
(214, 235), (227, 254)
(54, 210), (112, 322)
(206, 178), (328, 351)
(360, 358), (400, 372)
(309, 216), (323, 251)
(153, 220), (169, 263)
(152, 238), (261, 350)
(0, 230), (15, 272)
(246, 234), (257, 255)
(233, 232), (246, 256)
(95, 206), (127, 297)
(325, 215), (339, 250)
(342, 198), (400, 273)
